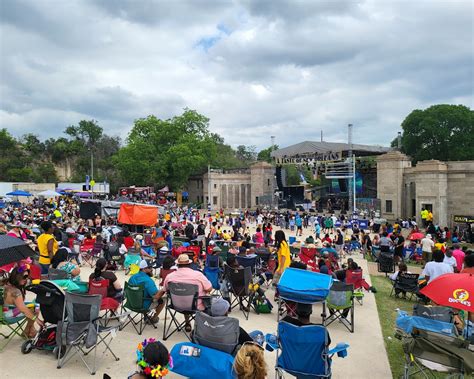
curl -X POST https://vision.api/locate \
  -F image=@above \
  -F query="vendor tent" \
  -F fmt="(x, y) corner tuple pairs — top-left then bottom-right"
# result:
(38, 190), (62, 198)
(118, 203), (159, 226)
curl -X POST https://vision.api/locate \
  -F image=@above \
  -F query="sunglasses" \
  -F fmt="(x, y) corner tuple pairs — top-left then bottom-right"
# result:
(22, 275), (29, 279)
(243, 340), (264, 351)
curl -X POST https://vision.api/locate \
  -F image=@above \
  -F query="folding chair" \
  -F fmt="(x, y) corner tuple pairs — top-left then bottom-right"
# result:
(390, 273), (420, 300)
(0, 287), (27, 351)
(162, 282), (199, 341)
(121, 282), (157, 335)
(378, 252), (395, 276)
(56, 292), (123, 375)
(159, 268), (176, 286)
(268, 321), (349, 379)
(192, 311), (239, 354)
(81, 241), (101, 268)
(225, 265), (254, 320)
(345, 269), (365, 305)
(47, 268), (68, 280)
(88, 279), (120, 321)
(206, 254), (220, 269)
(325, 282), (355, 333)
(235, 254), (258, 275)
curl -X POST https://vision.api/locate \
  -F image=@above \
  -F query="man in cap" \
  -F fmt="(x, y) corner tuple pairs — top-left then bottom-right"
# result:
(129, 259), (165, 323)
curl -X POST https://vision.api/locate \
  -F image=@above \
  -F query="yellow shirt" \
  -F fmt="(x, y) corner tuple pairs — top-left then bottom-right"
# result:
(277, 241), (291, 273)
(427, 212), (433, 222)
(37, 233), (58, 265)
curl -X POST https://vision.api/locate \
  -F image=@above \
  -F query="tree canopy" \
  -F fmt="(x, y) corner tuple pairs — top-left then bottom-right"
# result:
(398, 104), (474, 162)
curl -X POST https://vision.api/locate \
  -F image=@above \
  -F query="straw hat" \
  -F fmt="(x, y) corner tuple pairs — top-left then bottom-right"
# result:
(176, 254), (192, 265)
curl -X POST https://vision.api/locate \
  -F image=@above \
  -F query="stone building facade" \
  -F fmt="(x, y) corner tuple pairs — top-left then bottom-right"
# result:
(377, 151), (474, 227)
(186, 162), (275, 210)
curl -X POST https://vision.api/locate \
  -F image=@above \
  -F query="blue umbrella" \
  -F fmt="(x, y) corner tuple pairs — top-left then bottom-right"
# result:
(6, 190), (33, 197)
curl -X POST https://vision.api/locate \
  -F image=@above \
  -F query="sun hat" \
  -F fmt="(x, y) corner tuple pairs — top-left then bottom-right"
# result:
(211, 297), (230, 316)
(426, 234), (432, 239)
(139, 259), (153, 269)
(176, 254), (192, 265)
(209, 240), (216, 245)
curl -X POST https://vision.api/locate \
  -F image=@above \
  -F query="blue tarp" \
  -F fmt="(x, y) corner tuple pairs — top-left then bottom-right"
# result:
(277, 268), (333, 303)
(396, 310), (457, 336)
(6, 190), (32, 197)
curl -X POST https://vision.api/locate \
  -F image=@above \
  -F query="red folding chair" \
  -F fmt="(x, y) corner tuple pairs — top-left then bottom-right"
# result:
(88, 279), (120, 318)
(346, 269), (367, 305)
(159, 268), (176, 286)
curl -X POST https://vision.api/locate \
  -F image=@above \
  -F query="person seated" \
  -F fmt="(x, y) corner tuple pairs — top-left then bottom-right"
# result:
(282, 302), (316, 326)
(2, 266), (44, 338)
(390, 262), (410, 281)
(305, 235), (315, 245)
(89, 258), (123, 300)
(422, 249), (453, 284)
(157, 254), (212, 332)
(128, 339), (172, 379)
(322, 233), (332, 244)
(347, 261), (377, 293)
(51, 248), (81, 282)
(318, 258), (330, 275)
(320, 242), (339, 259)
(129, 260), (165, 324)
(83, 233), (96, 247)
(253, 227), (265, 245)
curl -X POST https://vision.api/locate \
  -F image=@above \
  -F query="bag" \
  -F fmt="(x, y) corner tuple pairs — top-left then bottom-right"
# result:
(253, 296), (272, 314)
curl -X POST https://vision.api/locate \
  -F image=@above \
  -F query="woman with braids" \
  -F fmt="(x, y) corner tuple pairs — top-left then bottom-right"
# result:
(89, 258), (122, 300)
(128, 338), (173, 379)
(2, 266), (43, 338)
(233, 341), (267, 379)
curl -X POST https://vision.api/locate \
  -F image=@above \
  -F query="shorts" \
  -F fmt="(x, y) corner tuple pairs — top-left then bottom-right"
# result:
(39, 263), (50, 275)
(422, 251), (432, 262)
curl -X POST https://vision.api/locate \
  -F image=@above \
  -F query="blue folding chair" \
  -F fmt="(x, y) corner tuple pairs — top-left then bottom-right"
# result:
(267, 321), (349, 379)
(236, 254), (258, 274)
(170, 342), (234, 379)
(203, 266), (221, 291)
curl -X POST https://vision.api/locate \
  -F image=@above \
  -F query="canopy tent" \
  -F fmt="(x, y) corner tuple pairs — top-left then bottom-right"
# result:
(75, 192), (93, 198)
(37, 189), (62, 198)
(118, 203), (159, 226)
(6, 190), (32, 197)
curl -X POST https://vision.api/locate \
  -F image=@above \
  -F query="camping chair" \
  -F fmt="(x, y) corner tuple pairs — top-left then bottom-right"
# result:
(0, 287), (27, 351)
(225, 265), (254, 320)
(345, 269), (365, 305)
(413, 305), (453, 323)
(56, 292), (124, 375)
(390, 273), (420, 300)
(378, 252), (395, 276)
(236, 254), (258, 275)
(47, 268), (68, 280)
(268, 321), (349, 379)
(325, 282), (355, 333)
(206, 254), (220, 269)
(159, 268), (176, 286)
(192, 311), (239, 354)
(402, 327), (473, 378)
(162, 282), (199, 341)
(88, 279), (120, 321)
(170, 341), (235, 379)
(121, 282), (157, 335)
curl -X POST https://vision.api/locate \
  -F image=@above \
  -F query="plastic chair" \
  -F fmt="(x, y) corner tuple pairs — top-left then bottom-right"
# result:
(324, 282), (355, 333)
(121, 282), (157, 335)
(0, 287), (27, 351)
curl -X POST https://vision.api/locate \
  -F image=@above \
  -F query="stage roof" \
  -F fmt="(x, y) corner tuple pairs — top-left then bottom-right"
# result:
(271, 140), (391, 158)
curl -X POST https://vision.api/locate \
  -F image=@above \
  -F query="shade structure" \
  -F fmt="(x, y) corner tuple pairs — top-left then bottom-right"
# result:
(38, 189), (62, 198)
(76, 192), (93, 198)
(409, 232), (425, 240)
(6, 190), (32, 197)
(0, 235), (36, 266)
(277, 268), (333, 304)
(118, 203), (158, 226)
(420, 273), (474, 313)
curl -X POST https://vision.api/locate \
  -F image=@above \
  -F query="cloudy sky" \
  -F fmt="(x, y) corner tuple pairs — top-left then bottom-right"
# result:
(1, 0), (472, 150)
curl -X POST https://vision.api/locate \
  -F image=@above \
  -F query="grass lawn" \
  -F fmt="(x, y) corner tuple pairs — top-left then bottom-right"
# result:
(370, 275), (445, 379)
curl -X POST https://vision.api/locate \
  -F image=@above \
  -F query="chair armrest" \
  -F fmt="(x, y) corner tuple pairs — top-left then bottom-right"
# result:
(264, 333), (279, 351)
(328, 342), (349, 357)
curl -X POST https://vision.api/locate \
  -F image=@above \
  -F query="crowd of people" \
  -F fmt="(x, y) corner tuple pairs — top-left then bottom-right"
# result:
(1, 194), (473, 378)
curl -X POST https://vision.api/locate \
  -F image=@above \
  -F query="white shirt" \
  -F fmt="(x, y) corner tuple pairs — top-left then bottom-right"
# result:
(443, 255), (457, 270)
(422, 261), (453, 283)
(421, 237), (434, 252)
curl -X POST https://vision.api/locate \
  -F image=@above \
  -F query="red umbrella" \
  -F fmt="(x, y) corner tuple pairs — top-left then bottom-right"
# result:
(409, 232), (425, 240)
(420, 273), (474, 313)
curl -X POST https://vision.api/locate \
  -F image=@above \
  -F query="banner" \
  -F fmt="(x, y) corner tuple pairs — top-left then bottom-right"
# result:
(118, 203), (159, 226)
(453, 215), (474, 223)
(275, 151), (342, 165)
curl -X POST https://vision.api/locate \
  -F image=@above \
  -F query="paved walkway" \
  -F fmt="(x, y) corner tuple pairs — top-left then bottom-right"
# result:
(2, 228), (393, 378)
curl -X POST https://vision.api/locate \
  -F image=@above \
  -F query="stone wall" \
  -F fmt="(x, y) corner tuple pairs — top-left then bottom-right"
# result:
(250, 161), (274, 207)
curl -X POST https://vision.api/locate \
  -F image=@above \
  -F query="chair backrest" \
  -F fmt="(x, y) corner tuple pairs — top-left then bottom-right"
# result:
(27, 281), (65, 324)
(345, 269), (363, 288)
(300, 247), (317, 260)
(277, 321), (331, 377)
(48, 267), (68, 280)
(168, 282), (199, 312)
(378, 253), (395, 273)
(124, 281), (146, 311)
(327, 281), (354, 308)
(88, 278), (109, 299)
(225, 265), (252, 296)
(203, 266), (220, 290)
(206, 254), (220, 269)
(193, 312), (239, 354)
(235, 255), (257, 270)
(64, 292), (101, 323)
(396, 273), (419, 290)
(413, 304), (453, 323)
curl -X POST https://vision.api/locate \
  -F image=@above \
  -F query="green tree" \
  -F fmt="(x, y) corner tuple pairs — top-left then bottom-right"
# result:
(257, 145), (279, 163)
(399, 104), (474, 162)
(116, 109), (218, 189)
(236, 145), (257, 163)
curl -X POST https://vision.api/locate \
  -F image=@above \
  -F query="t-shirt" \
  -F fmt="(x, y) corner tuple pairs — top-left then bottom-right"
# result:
(379, 236), (392, 247)
(164, 267), (212, 310)
(452, 249), (465, 270)
(422, 262), (453, 283)
(277, 241), (291, 272)
(128, 271), (158, 309)
(421, 238), (434, 252)
(443, 256), (457, 270)
(37, 233), (58, 265)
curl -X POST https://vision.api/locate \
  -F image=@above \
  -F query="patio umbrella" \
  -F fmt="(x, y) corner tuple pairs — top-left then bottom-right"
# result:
(0, 235), (35, 266)
(6, 190), (33, 197)
(38, 189), (62, 198)
(420, 273), (474, 313)
(409, 232), (425, 240)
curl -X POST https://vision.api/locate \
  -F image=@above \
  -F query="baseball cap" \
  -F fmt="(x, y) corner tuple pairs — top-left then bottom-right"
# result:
(139, 260), (153, 269)
(211, 297), (230, 316)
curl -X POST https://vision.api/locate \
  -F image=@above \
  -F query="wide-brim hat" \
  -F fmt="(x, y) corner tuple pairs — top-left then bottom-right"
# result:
(176, 254), (192, 265)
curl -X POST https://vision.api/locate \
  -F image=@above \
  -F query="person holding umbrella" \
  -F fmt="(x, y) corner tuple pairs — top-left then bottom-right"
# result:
(37, 221), (58, 275)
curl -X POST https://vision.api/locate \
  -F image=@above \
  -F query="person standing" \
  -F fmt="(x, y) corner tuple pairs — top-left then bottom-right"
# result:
(421, 234), (434, 266)
(452, 244), (465, 271)
(37, 221), (58, 275)
(420, 208), (428, 228)
(273, 230), (291, 283)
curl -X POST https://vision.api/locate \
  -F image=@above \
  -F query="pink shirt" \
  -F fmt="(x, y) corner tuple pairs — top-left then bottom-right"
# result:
(164, 267), (212, 310)
(452, 249), (465, 271)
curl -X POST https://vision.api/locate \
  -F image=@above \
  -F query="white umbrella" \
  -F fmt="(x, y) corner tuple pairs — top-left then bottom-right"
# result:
(37, 189), (62, 198)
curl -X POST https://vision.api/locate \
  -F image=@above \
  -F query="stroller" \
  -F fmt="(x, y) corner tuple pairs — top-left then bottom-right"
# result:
(22, 281), (65, 357)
